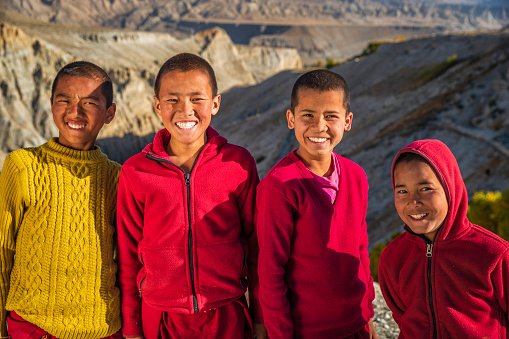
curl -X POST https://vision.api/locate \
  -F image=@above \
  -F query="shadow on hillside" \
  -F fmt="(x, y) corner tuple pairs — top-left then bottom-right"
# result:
(97, 132), (155, 164)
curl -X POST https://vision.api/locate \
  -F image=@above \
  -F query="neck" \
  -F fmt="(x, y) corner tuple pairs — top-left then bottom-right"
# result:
(297, 150), (333, 176)
(166, 135), (207, 172)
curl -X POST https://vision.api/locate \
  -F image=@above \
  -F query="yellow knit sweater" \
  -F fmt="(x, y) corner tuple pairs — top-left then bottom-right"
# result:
(0, 138), (121, 339)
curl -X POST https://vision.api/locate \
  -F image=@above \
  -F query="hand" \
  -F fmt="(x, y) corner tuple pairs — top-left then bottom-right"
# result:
(368, 319), (379, 339)
(254, 323), (267, 339)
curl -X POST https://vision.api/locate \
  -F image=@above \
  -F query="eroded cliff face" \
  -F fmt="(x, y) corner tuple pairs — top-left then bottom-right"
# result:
(0, 16), (301, 163)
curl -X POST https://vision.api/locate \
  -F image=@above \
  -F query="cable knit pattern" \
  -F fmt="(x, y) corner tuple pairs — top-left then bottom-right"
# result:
(0, 138), (121, 339)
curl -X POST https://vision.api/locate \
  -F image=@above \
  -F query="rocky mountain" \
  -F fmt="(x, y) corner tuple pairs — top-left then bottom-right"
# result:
(216, 31), (509, 244)
(0, 12), (301, 164)
(2, 0), (509, 65)
(1, 2), (508, 248)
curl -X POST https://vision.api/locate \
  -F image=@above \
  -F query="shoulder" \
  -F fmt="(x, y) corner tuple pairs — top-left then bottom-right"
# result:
(4, 146), (40, 170)
(469, 224), (509, 255)
(220, 143), (256, 165)
(259, 153), (301, 191)
(335, 153), (367, 178)
(380, 232), (413, 262)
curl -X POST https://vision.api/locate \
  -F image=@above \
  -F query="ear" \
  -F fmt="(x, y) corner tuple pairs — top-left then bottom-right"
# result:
(344, 111), (353, 131)
(154, 96), (162, 117)
(286, 109), (295, 129)
(105, 103), (116, 125)
(211, 94), (221, 116)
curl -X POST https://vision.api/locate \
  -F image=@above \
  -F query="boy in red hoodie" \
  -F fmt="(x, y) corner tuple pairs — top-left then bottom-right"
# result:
(256, 69), (378, 338)
(116, 53), (264, 339)
(379, 139), (509, 338)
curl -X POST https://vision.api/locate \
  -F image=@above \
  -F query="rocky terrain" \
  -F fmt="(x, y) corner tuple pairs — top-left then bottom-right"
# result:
(3, 0), (509, 64)
(0, 12), (301, 164)
(217, 30), (509, 244)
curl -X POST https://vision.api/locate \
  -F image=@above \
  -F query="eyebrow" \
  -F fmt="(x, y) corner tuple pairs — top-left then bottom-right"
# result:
(394, 181), (434, 188)
(166, 91), (208, 96)
(54, 93), (101, 101)
(299, 109), (341, 114)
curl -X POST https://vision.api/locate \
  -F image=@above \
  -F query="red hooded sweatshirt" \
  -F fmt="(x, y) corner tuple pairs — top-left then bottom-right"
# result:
(116, 128), (260, 337)
(256, 151), (374, 339)
(379, 139), (509, 339)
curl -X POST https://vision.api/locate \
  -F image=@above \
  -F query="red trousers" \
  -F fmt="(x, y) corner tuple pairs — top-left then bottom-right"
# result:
(141, 297), (252, 339)
(7, 311), (122, 339)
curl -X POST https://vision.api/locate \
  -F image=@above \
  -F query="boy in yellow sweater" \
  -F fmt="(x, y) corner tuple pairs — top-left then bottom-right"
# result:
(0, 61), (122, 339)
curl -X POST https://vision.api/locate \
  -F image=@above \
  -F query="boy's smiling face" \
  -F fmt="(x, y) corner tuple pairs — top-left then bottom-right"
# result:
(51, 75), (115, 151)
(287, 88), (352, 164)
(154, 69), (220, 153)
(393, 159), (449, 241)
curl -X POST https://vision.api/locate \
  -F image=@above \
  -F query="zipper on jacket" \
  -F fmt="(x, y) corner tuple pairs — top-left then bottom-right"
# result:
(185, 172), (199, 313)
(425, 241), (437, 339)
(145, 151), (205, 313)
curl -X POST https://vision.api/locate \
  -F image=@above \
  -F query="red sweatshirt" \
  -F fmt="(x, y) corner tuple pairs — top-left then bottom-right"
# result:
(116, 128), (260, 337)
(256, 151), (375, 339)
(379, 139), (509, 339)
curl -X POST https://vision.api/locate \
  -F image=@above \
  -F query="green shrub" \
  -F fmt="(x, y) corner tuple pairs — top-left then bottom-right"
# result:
(468, 189), (509, 240)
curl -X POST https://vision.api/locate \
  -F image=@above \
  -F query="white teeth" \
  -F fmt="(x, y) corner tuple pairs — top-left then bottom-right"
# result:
(176, 121), (197, 129)
(67, 122), (85, 130)
(308, 137), (327, 143)
(410, 213), (427, 220)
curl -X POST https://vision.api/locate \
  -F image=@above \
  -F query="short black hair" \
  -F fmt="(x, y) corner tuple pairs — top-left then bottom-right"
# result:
(154, 53), (218, 98)
(290, 69), (350, 112)
(51, 61), (113, 107)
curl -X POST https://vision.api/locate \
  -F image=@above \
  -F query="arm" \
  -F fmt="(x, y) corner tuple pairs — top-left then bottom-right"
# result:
(378, 251), (405, 327)
(116, 168), (145, 338)
(359, 175), (375, 317)
(492, 248), (509, 325)
(237, 157), (263, 324)
(0, 155), (25, 337)
(255, 180), (295, 339)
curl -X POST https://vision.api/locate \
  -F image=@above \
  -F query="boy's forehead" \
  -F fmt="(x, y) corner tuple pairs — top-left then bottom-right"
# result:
(295, 88), (346, 110)
(55, 75), (105, 91)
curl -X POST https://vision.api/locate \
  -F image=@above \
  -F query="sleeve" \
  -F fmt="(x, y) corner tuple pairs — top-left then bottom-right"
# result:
(116, 167), (145, 337)
(378, 249), (405, 327)
(255, 178), (295, 339)
(358, 175), (375, 317)
(237, 156), (262, 323)
(492, 247), (509, 327)
(0, 154), (26, 336)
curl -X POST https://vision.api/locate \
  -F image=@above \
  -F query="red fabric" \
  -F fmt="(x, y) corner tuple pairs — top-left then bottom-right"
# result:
(379, 139), (509, 338)
(116, 128), (260, 337)
(141, 297), (251, 339)
(7, 311), (122, 339)
(256, 151), (375, 339)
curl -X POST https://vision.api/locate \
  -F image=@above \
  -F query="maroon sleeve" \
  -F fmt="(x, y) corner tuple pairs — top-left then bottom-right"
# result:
(359, 175), (375, 317)
(116, 167), (144, 337)
(255, 178), (295, 339)
(492, 248), (509, 326)
(238, 156), (262, 323)
(378, 249), (405, 327)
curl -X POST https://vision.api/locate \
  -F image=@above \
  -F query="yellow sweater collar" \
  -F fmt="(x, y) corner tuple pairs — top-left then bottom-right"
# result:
(45, 138), (108, 163)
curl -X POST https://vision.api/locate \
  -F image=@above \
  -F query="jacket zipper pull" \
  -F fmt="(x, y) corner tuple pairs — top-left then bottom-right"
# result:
(185, 172), (191, 186)
(426, 243), (433, 257)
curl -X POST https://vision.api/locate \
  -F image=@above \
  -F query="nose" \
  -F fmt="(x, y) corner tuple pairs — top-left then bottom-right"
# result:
(313, 116), (327, 131)
(66, 100), (82, 117)
(408, 191), (422, 205)
(176, 99), (193, 116)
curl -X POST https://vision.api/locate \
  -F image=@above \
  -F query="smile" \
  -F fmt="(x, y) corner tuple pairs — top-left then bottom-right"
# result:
(409, 213), (428, 220)
(308, 137), (328, 143)
(176, 121), (197, 129)
(67, 121), (86, 130)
